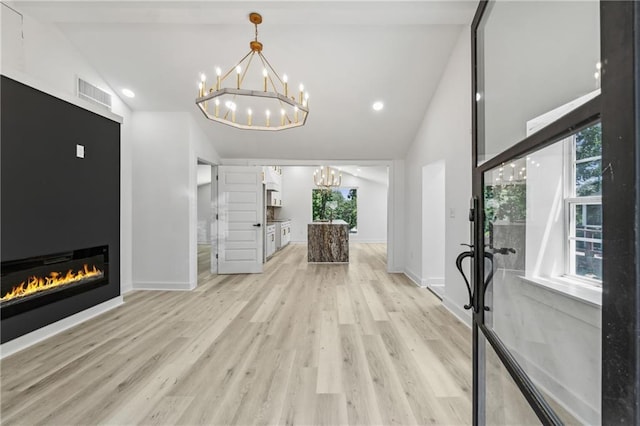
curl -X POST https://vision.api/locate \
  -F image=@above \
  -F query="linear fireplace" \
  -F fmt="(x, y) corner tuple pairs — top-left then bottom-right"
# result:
(1, 246), (109, 319)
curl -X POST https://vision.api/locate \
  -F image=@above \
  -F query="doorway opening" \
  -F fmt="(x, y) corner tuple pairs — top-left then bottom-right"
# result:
(197, 161), (217, 282)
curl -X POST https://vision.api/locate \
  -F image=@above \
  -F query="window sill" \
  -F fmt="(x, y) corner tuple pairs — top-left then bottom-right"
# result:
(518, 275), (602, 307)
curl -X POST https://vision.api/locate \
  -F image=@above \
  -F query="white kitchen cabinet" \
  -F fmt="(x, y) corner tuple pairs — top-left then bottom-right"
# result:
(281, 220), (291, 247)
(263, 166), (282, 192)
(265, 224), (276, 258)
(267, 190), (282, 207)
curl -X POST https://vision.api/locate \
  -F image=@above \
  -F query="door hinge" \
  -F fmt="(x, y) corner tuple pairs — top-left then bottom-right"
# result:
(215, 253), (218, 259)
(216, 175), (219, 181)
(216, 214), (218, 220)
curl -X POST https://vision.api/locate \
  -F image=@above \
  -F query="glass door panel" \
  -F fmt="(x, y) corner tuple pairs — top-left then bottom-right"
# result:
(482, 124), (602, 425)
(476, 0), (600, 165)
(484, 335), (541, 426)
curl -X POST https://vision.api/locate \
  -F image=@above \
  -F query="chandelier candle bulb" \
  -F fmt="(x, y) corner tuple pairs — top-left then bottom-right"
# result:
(263, 68), (268, 92)
(283, 74), (288, 97)
(299, 84), (304, 103)
(216, 67), (222, 90)
(248, 109), (252, 126)
(236, 66), (242, 89)
(294, 106), (299, 123)
(266, 109), (271, 127)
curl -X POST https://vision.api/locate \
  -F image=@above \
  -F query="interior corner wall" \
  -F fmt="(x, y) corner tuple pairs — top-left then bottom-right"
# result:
(1, 6), (134, 294)
(403, 26), (472, 324)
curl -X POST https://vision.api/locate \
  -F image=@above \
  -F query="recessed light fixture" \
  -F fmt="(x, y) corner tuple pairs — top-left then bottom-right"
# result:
(121, 88), (135, 98)
(372, 101), (384, 111)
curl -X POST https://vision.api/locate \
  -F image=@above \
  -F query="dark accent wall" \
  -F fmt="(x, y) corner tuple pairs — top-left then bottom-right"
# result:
(1, 75), (121, 343)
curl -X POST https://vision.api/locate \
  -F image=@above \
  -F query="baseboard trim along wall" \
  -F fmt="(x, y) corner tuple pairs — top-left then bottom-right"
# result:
(404, 269), (425, 288)
(0, 296), (124, 359)
(132, 281), (195, 291)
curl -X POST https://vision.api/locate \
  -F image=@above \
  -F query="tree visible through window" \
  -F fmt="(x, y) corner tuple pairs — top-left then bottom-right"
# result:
(312, 188), (357, 233)
(567, 123), (602, 281)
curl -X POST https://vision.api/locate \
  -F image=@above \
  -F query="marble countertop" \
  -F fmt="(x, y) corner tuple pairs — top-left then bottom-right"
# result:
(310, 220), (348, 225)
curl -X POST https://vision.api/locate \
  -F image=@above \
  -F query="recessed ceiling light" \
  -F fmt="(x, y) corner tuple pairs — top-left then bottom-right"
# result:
(372, 101), (384, 111)
(121, 88), (135, 98)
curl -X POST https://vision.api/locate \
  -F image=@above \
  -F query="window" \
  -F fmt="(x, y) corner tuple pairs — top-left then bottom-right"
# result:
(311, 188), (357, 233)
(566, 123), (602, 282)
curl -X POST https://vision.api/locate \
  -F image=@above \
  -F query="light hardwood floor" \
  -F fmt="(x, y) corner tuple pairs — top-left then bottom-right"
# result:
(1, 243), (473, 425)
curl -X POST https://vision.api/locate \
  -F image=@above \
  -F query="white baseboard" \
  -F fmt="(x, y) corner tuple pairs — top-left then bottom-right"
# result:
(426, 276), (445, 286)
(403, 268), (425, 288)
(442, 297), (472, 328)
(132, 281), (195, 291)
(0, 296), (124, 359)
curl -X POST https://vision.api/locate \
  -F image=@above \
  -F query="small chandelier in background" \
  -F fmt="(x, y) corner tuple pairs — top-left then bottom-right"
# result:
(314, 166), (342, 189)
(195, 12), (309, 131)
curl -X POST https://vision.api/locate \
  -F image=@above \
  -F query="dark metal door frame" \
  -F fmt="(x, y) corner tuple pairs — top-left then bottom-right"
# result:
(469, 1), (640, 424)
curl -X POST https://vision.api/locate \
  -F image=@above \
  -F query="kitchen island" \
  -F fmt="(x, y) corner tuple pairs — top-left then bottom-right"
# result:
(307, 220), (349, 263)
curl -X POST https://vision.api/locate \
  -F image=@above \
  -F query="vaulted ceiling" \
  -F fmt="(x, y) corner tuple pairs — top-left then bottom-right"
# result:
(11, 1), (477, 160)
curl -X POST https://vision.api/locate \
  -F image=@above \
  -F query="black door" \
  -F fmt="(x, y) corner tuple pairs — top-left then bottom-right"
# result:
(468, 2), (639, 424)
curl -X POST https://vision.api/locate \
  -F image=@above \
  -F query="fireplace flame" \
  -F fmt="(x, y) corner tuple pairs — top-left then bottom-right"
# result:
(1, 264), (104, 303)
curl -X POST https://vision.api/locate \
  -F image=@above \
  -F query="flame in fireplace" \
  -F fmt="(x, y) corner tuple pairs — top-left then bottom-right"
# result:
(0, 264), (104, 303)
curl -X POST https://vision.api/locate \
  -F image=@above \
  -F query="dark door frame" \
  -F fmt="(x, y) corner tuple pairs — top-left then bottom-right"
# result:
(470, 1), (640, 424)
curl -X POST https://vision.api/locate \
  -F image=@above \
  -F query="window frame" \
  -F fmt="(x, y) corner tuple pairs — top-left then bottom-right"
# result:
(563, 128), (603, 285)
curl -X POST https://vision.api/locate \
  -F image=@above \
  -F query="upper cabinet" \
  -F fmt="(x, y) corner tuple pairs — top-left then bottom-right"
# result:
(263, 166), (282, 192)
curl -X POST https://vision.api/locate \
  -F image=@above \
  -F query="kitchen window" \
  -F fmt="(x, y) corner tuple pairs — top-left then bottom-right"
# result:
(312, 188), (358, 233)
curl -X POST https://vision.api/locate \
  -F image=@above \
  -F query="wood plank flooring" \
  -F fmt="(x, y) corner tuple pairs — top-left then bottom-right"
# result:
(1, 243), (473, 425)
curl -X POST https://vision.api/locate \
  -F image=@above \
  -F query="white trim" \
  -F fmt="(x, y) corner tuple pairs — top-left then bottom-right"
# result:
(132, 281), (195, 291)
(1, 67), (123, 124)
(0, 296), (124, 359)
(348, 239), (387, 243)
(519, 275), (602, 308)
(426, 276), (445, 286)
(403, 268), (424, 288)
(442, 297), (472, 328)
(428, 283), (445, 299)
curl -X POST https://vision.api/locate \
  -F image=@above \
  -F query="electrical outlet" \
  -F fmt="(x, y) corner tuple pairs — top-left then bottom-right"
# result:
(76, 144), (85, 159)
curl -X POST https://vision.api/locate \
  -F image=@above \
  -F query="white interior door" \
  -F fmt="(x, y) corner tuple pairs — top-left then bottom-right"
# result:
(217, 165), (264, 274)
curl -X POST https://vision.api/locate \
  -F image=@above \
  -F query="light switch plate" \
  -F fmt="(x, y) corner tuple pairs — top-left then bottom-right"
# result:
(76, 144), (85, 158)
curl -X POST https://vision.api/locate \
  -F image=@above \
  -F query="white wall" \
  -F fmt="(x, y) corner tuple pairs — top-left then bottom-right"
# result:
(422, 161), (446, 293)
(1, 6), (134, 293)
(279, 166), (388, 243)
(132, 113), (220, 290)
(403, 26), (472, 324)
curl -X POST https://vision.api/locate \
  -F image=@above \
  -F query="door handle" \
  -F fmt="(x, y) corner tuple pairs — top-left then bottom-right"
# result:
(455, 244), (495, 312)
(253, 223), (261, 227)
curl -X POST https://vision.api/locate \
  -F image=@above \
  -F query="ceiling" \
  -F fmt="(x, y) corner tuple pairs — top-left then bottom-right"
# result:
(11, 1), (477, 161)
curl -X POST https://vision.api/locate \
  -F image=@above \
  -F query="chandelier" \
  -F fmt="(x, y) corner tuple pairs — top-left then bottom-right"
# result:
(314, 166), (342, 190)
(195, 13), (309, 131)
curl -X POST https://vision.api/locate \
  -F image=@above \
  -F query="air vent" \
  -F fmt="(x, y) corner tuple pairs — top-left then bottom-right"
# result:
(77, 77), (112, 110)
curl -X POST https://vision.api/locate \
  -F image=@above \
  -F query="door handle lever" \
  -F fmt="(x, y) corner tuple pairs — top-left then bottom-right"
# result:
(253, 223), (261, 227)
